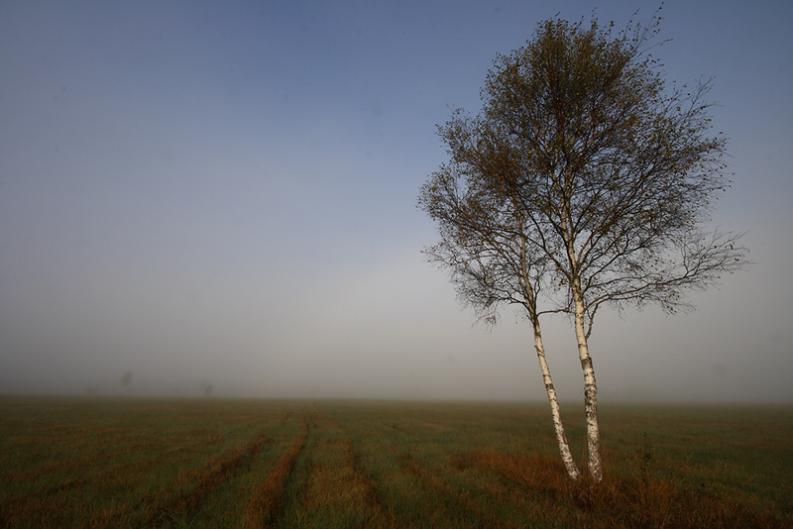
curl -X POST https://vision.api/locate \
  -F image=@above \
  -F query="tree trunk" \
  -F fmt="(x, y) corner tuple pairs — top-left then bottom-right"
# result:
(532, 321), (580, 480)
(573, 294), (603, 482)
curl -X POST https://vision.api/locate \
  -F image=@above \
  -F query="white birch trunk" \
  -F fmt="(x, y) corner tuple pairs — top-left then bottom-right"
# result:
(533, 321), (580, 480)
(515, 221), (580, 479)
(573, 292), (603, 482)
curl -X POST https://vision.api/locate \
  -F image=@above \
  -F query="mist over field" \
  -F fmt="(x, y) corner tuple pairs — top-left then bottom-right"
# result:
(1, 0), (791, 402)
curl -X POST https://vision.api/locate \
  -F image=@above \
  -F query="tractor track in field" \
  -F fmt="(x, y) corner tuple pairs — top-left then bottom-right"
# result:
(144, 432), (271, 528)
(399, 452), (521, 529)
(6, 431), (272, 529)
(240, 416), (310, 529)
(322, 414), (401, 528)
(330, 416), (409, 529)
(346, 440), (403, 529)
(240, 412), (401, 529)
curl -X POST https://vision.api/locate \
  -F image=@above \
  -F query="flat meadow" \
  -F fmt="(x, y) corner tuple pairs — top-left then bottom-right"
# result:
(1, 397), (791, 528)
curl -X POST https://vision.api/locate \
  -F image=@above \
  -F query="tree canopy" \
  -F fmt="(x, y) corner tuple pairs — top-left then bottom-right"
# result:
(419, 14), (746, 482)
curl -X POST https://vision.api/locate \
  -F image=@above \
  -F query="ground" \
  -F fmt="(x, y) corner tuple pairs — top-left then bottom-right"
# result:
(1, 397), (791, 528)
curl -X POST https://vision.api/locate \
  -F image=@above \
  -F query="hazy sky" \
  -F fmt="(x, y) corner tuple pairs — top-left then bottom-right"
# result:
(1, 0), (791, 402)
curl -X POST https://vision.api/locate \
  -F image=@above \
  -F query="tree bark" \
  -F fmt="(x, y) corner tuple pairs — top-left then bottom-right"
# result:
(532, 320), (580, 480)
(573, 292), (603, 482)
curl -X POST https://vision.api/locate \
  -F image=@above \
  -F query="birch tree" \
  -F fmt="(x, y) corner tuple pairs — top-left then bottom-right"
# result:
(419, 136), (580, 479)
(420, 14), (746, 482)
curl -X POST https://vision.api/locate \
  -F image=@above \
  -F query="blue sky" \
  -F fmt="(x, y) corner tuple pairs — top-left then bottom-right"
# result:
(1, 0), (791, 401)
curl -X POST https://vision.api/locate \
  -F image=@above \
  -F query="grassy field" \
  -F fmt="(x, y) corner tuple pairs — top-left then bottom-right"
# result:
(1, 397), (791, 528)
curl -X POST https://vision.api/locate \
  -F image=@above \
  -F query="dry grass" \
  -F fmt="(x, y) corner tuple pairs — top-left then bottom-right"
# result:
(280, 419), (399, 529)
(145, 433), (270, 527)
(401, 452), (522, 529)
(454, 449), (788, 529)
(240, 419), (309, 529)
(78, 433), (270, 529)
(1, 399), (791, 529)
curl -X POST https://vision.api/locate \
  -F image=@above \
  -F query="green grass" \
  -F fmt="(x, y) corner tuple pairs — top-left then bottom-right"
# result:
(1, 397), (791, 528)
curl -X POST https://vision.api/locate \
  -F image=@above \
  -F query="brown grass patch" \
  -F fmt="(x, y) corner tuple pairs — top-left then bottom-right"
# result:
(5, 460), (74, 483)
(453, 449), (568, 499)
(240, 419), (309, 529)
(454, 449), (789, 529)
(42, 478), (88, 496)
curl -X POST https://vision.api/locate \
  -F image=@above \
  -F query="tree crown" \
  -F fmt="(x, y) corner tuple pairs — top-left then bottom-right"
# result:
(420, 13), (746, 332)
